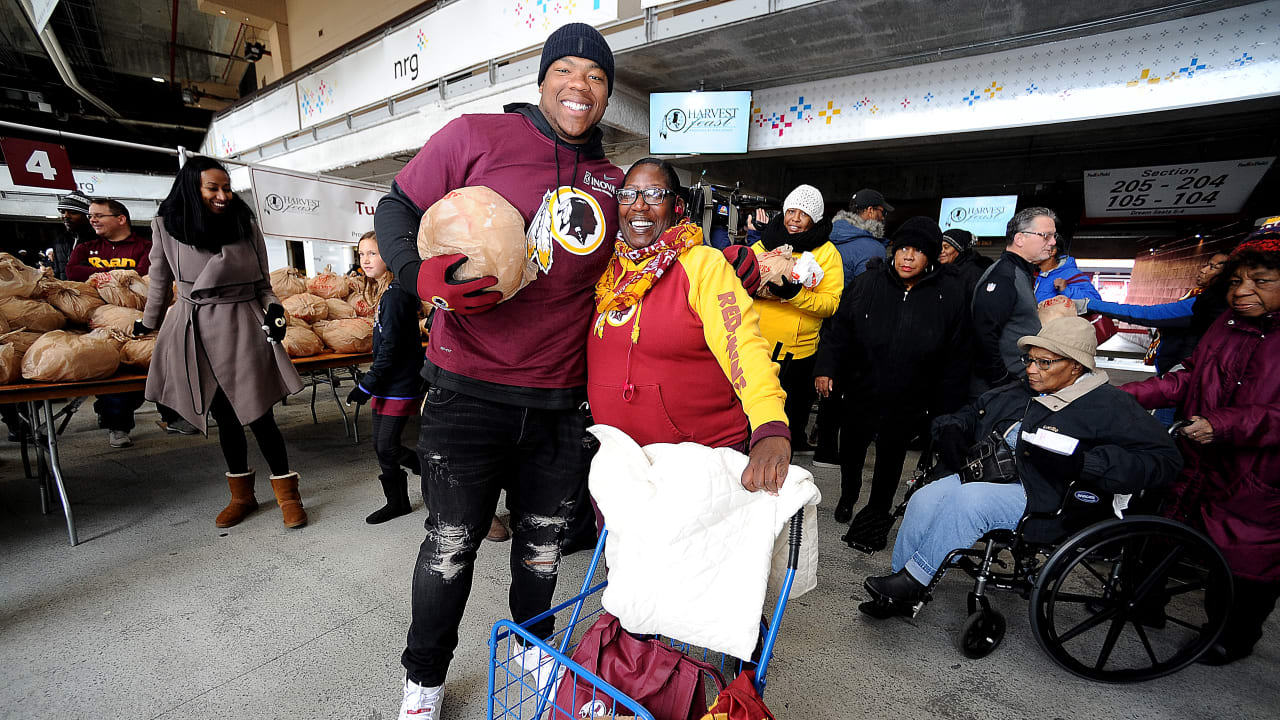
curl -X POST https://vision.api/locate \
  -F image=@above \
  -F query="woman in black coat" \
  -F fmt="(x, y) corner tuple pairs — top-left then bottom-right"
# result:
(813, 217), (971, 550)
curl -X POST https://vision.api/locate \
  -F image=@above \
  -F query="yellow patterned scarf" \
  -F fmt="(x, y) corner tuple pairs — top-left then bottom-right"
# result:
(593, 221), (703, 340)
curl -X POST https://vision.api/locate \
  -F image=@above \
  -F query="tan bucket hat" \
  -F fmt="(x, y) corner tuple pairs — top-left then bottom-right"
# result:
(1018, 316), (1098, 372)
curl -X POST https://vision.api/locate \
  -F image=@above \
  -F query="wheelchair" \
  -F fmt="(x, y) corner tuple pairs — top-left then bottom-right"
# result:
(865, 440), (1233, 684)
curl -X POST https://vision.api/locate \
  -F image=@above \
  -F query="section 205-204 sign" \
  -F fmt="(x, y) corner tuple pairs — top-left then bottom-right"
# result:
(1083, 157), (1274, 218)
(650, 92), (752, 155)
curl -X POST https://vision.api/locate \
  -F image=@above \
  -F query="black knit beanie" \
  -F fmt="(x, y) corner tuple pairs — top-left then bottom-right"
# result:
(892, 216), (944, 263)
(538, 23), (615, 96)
(942, 228), (974, 253)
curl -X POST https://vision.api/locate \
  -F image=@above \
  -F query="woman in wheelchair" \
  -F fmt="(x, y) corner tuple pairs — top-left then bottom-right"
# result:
(860, 316), (1182, 617)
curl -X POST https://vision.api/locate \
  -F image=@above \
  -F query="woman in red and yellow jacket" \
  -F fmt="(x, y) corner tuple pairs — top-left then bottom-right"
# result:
(586, 158), (790, 494)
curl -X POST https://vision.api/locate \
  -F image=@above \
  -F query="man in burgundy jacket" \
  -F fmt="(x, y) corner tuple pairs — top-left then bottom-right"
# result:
(66, 200), (157, 447)
(66, 199), (151, 281)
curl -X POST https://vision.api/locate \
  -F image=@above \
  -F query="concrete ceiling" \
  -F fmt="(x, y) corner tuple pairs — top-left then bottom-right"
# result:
(0, 0), (244, 171)
(615, 0), (1258, 93)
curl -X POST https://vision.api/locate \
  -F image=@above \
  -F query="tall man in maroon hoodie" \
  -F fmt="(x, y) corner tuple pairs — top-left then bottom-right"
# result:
(66, 200), (153, 447)
(375, 24), (622, 717)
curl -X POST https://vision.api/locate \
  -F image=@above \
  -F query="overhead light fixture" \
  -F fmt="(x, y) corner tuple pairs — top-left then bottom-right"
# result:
(244, 41), (266, 62)
(151, 76), (165, 83)
(219, 9), (226, 14)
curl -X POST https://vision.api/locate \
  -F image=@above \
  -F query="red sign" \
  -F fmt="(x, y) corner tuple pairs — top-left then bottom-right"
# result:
(1, 137), (76, 191)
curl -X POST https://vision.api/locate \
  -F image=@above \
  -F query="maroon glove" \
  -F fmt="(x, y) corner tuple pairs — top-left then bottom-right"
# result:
(417, 253), (501, 314)
(722, 245), (761, 295)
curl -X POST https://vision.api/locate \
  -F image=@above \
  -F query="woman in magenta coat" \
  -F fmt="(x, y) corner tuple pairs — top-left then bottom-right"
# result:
(1122, 228), (1280, 666)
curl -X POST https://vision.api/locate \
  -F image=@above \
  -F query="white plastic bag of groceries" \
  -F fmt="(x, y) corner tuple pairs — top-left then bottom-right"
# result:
(416, 186), (536, 302)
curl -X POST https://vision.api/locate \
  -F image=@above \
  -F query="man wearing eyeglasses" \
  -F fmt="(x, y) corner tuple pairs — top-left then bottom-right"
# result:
(969, 206), (1060, 396)
(66, 199), (157, 447)
(65, 199), (151, 282)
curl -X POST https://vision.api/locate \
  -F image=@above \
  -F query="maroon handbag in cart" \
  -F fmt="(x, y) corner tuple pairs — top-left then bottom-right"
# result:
(555, 612), (725, 720)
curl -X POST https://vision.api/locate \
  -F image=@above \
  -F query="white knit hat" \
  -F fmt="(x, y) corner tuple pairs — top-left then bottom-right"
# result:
(783, 184), (824, 224)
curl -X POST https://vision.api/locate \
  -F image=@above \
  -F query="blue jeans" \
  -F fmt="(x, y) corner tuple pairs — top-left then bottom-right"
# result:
(891, 474), (1027, 584)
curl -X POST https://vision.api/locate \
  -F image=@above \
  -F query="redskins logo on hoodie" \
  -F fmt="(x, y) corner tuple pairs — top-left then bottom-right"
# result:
(526, 186), (606, 273)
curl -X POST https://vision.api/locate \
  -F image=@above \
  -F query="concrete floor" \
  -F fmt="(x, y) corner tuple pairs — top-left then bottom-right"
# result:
(1, 384), (1275, 720)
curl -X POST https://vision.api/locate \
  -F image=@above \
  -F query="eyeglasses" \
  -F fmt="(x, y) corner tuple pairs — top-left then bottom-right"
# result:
(88, 213), (120, 220)
(1020, 230), (1062, 243)
(617, 188), (675, 205)
(1020, 353), (1071, 370)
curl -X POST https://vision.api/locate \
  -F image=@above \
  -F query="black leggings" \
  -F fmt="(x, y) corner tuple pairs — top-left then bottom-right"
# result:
(371, 409), (419, 480)
(208, 389), (289, 476)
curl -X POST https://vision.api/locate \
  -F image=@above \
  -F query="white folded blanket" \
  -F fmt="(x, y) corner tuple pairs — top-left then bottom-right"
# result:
(587, 425), (821, 660)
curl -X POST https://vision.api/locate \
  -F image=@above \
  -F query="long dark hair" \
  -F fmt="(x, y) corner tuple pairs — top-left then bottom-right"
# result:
(158, 155), (255, 252)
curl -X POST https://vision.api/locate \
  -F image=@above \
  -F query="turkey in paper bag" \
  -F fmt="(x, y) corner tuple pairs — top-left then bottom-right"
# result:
(416, 186), (536, 302)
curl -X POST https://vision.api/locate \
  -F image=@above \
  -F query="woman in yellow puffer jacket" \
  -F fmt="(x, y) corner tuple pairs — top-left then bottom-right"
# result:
(748, 184), (844, 453)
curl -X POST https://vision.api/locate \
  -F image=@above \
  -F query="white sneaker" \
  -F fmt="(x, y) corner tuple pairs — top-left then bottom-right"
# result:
(398, 678), (443, 719)
(108, 430), (132, 448)
(510, 642), (565, 697)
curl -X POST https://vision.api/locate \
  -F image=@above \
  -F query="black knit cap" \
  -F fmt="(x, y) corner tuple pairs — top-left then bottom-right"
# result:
(538, 23), (615, 96)
(942, 228), (974, 253)
(892, 216), (944, 263)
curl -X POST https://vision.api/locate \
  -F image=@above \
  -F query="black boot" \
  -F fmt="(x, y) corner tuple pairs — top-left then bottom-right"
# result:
(366, 474), (412, 524)
(833, 498), (854, 524)
(865, 569), (926, 603)
(843, 509), (894, 553)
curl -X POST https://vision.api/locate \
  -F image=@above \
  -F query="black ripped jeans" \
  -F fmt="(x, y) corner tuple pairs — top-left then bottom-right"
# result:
(402, 386), (593, 687)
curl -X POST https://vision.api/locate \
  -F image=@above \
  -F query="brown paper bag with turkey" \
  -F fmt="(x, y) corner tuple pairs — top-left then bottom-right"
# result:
(753, 244), (797, 299)
(47, 281), (106, 325)
(0, 296), (66, 332)
(21, 329), (121, 382)
(324, 298), (356, 319)
(270, 268), (307, 299)
(282, 326), (324, 357)
(307, 265), (350, 299)
(90, 270), (148, 309)
(121, 335), (157, 369)
(90, 304), (144, 333)
(312, 318), (373, 354)
(0, 342), (20, 384)
(0, 253), (43, 298)
(282, 293), (328, 324)
(1037, 295), (1076, 325)
(416, 186), (536, 303)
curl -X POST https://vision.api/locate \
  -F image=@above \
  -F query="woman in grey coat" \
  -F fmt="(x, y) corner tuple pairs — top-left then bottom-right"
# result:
(136, 156), (306, 528)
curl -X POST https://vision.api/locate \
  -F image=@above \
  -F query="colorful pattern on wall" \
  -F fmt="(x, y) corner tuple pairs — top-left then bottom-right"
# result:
(300, 80), (336, 119)
(749, 1), (1280, 151)
(508, 0), (603, 30)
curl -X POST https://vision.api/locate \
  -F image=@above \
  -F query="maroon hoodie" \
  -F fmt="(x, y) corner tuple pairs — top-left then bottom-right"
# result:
(65, 232), (152, 281)
(394, 109), (621, 397)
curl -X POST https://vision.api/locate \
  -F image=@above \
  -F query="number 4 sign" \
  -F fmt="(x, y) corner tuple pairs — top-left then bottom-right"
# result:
(0, 137), (77, 191)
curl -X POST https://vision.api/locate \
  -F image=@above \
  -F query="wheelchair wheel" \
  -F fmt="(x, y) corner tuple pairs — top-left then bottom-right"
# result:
(959, 609), (1006, 659)
(1029, 516), (1232, 683)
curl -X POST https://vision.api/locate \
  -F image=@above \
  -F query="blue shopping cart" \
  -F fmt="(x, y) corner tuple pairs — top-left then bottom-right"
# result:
(488, 512), (804, 719)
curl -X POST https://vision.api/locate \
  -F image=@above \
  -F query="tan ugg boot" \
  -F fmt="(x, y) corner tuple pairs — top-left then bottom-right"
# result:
(215, 470), (258, 528)
(269, 471), (308, 528)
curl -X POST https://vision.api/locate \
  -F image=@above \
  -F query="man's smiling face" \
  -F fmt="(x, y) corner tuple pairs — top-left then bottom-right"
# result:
(537, 56), (609, 144)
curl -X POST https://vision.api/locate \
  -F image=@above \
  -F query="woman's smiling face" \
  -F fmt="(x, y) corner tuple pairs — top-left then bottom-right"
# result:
(618, 164), (677, 250)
